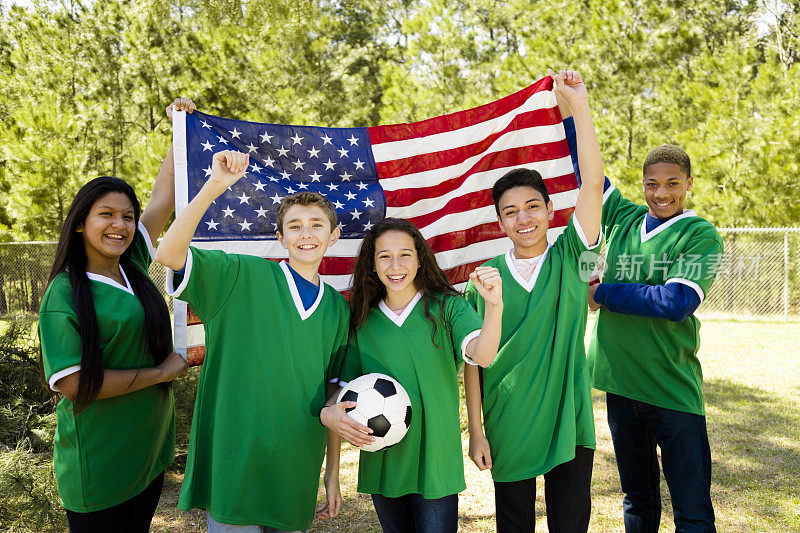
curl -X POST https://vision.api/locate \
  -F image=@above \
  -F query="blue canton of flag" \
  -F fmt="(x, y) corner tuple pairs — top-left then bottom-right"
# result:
(185, 111), (386, 240)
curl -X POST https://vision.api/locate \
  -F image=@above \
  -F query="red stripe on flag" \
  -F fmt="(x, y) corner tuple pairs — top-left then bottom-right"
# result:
(368, 77), (553, 144)
(383, 142), (572, 207)
(444, 259), (492, 285)
(374, 110), (563, 179)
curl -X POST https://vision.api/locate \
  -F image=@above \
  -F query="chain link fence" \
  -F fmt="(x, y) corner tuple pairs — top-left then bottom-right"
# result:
(0, 228), (798, 320)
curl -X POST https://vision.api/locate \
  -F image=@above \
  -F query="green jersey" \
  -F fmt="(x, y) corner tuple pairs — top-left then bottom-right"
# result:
(588, 187), (723, 415)
(341, 292), (482, 499)
(169, 249), (349, 530)
(39, 223), (174, 512)
(465, 217), (597, 483)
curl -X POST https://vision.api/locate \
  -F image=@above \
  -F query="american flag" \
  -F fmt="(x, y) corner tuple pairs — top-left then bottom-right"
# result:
(172, 76), (579, 364)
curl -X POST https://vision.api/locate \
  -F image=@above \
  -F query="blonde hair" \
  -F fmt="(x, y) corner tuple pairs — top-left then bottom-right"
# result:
(275, 191), (338, 233)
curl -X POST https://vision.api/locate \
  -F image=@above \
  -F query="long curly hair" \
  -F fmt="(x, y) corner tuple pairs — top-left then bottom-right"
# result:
(349, 218), (459, 345)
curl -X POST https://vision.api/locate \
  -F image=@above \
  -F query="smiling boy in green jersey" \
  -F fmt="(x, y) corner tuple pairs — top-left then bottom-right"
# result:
(586, 144), (723, 532)
(464, 69), (604, 533)
(155, 150), (368, 532)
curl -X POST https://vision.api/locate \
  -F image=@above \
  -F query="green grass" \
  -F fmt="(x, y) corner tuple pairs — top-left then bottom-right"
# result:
(151, 317), (800, 532)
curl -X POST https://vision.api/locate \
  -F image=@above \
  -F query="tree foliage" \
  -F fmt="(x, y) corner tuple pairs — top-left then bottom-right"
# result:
(0, 0), (797, 239)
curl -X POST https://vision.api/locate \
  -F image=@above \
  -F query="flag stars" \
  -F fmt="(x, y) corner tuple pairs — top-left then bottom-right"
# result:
(246, 143), (258, 153)
(251, 162), (262, 173)
(270, 193), (284, 204)
(201, 120), (212, 129)
(286, 186), (296, 194)
(336, 222), (345, 231)
(201, 140), (214, 151)
(237, 192), (250, 204)
(204, 166), (212, 177)
(216, 136), (229, 145)
(307, 147), (320, 158)
(333, 200), (344, 209)
(280, 171), (291, 180)
(263, 156), (275, 168)
(363, 221), (374, 231)
(356, 182), (368, 190)
(222, 206), (235, 218)
(337, 147), (349, 158)
(354, 159), (365, 170)
(327, 183), (339, 191)
(229, 128), (242, 139)
(323, 159), (336, 171)
(254, 181), (266, 191)
(363, 198), (375, 208)
(268, 176), (280, 182)
(255, 206), (268, 218)
(238, 220), (252, 231)
(205, 219), (219, 230)
(321, 133), (333, 145)
(293, 160), (306, 170)
(345, 191), (357, 201)
(276, 146), (289, 157)
(290, 133), (304, 145)
(271, 222), (278, 231)
(350, 208), (362, 220)
(339, 171), (352, 181)
(260, 131), (273, 143)
(297, 182), (309, 189)
(347, 135), (359, 146)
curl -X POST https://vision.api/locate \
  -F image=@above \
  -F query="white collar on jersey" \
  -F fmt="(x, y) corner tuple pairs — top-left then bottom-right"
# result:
(378, 291), (423, 327)
(86, 265), (133, 295)
(640, 210), (697, 243)
(504, 246), (551, 293)
(279, 260), (325, 321)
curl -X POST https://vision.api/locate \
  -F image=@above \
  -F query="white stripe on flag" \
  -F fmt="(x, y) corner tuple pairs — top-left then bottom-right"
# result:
(370, 90), (554, 162)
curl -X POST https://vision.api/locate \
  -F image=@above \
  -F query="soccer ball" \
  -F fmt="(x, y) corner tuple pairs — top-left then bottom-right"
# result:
(337, 373), (412, 452)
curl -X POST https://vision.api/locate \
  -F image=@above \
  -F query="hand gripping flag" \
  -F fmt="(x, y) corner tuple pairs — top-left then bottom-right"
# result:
(171, 76), (579, 365)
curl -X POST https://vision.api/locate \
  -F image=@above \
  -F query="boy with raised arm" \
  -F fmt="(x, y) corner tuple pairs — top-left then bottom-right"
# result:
(155, 149), (369, 532)
(464, 70), (604, 532)
(587, 142), (722, 531)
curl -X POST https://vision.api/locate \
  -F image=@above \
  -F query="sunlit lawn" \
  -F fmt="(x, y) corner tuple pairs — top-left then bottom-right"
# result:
(152, 317), (800, 532)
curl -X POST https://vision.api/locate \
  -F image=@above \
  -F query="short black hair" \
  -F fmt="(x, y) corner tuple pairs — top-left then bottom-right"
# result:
(491, 168), (550, 216)
(643, 145), (691, 178)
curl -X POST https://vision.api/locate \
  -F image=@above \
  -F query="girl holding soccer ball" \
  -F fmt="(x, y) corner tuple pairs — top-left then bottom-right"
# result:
(322, 217), (503, 532)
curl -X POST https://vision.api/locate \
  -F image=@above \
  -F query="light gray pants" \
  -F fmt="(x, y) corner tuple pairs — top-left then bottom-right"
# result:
(206, 511), (305, 533)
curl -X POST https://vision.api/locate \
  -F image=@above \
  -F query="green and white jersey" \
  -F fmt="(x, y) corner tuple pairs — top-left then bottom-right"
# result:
(39, 223), (175, 512)
(465, 216), (598, 483)
(340, 292), (482, 499)
(167, 249), (349, 531)
(588, 187), (723, 415)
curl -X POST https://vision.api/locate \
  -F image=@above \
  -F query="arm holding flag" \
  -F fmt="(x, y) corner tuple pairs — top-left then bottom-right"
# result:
(549, 69), (604, 247)
(139, 98), (196, 247)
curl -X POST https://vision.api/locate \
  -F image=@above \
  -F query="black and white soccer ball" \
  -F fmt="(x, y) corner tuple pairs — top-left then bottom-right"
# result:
(337, 373), (412, 452)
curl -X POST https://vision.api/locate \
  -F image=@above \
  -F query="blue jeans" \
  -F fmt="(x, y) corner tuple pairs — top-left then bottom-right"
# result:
(606, 393), (715, 533)
(371, 493), (458, 533)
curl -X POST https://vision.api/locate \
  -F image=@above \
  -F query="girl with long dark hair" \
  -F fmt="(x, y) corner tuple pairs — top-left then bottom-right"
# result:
(328, 218), (503, 532)
(37, 99), (193, 532)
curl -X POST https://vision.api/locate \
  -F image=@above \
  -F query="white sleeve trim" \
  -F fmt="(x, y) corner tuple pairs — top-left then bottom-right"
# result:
(49, 365), (81, 392)
(137, 221), (156, 261)
(461, 329), (482, 366)
(572, 215), (603, 250)
(602, 185), (617, 204)
(665, 277), (705, 303)
(165, 249), (194, 299)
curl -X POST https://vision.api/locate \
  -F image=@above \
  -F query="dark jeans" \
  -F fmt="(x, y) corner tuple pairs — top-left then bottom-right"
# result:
(606, 393), (716, 533)
(65, 471), (165, 533)
(493, 445), (594, 533)
(371, 493), (458, 533)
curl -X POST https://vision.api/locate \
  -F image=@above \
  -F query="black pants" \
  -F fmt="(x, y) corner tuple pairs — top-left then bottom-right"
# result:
(66, 471), (165, 533)
(494, 446), (594, 533)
